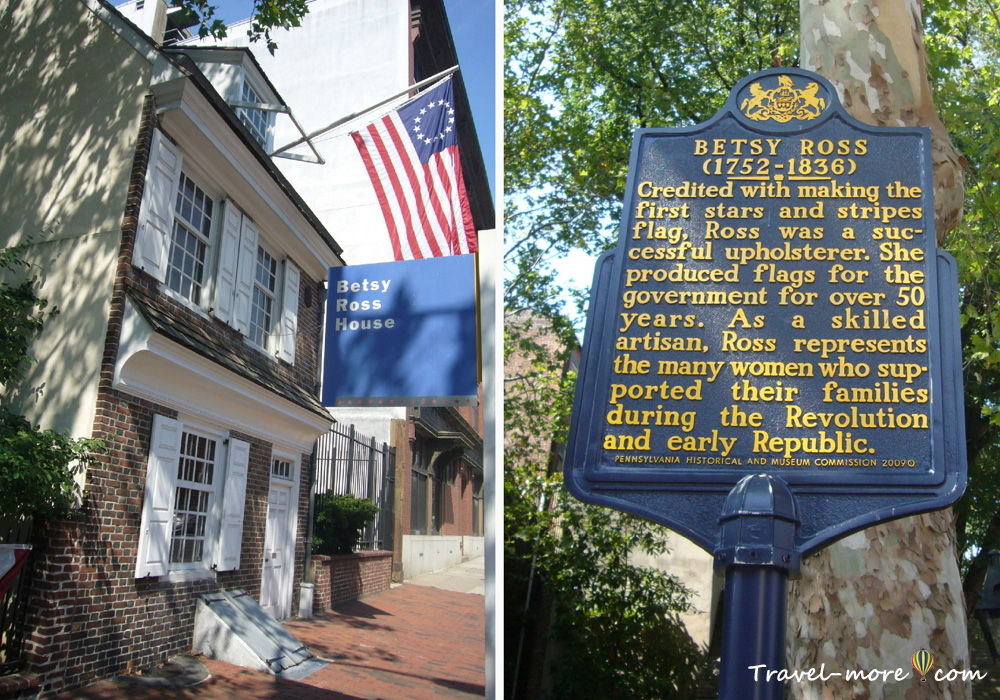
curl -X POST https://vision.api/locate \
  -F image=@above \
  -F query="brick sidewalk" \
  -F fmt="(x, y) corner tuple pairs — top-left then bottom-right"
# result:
(54, 584), (485, 700)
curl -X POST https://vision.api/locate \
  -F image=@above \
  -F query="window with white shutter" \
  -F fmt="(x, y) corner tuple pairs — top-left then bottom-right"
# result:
(135, 414), (183, 578)
(135, 416), (246, 578)
(133, 129), (182, 282)
(133, 132), (301, 365)
(277, 259), (300, 363)
(215, 438), (249, 572)
(249, 244), (279, 351)
(164, 173), (214, 304)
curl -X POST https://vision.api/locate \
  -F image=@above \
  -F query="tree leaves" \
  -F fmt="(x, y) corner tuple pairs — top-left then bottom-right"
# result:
(0, 244), (102, 520)
(174, 0), (309, 54)
(504, 3), (798, 694)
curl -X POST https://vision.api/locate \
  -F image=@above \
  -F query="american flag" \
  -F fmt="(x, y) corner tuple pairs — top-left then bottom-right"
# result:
(0, 545), (30, 600)
(351, 78), (478, 260)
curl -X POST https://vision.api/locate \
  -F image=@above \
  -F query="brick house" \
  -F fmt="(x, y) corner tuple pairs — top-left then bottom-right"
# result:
(0, 0), (343, 694)
(189, 0), (493, 582)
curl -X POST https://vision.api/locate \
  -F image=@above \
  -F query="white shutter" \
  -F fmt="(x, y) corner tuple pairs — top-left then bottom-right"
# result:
(215, 437), (250, 572)
(213, 200), (242, 324)
(277, 259), (300, 363)
(135, 415), (182, 578)
(133, 129), (181, 282)
(232, 217), (259, 335)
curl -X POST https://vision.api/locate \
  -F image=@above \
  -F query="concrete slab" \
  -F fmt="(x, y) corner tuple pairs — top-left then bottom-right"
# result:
(402, 556), (485, 595)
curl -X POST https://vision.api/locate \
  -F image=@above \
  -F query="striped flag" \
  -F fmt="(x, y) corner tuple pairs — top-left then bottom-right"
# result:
(351, 78), (478, 260)
(0, 545), (30, 600)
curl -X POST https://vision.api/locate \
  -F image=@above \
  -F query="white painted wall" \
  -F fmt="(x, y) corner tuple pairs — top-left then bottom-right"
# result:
(329, 407), (407, 445)
(0, 0), (153, 442)
(462, 535), (484, 559)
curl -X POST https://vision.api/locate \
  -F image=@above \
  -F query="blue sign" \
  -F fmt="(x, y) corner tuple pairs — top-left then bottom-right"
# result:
(564, 68), (966, 555)
(322, 255), (477, 406)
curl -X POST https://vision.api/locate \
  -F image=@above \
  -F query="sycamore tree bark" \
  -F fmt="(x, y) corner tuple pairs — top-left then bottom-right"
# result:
(786, 1), (968, 699)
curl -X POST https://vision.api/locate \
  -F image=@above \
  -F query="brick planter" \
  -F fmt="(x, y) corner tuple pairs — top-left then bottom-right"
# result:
(312, 552), (392, 610)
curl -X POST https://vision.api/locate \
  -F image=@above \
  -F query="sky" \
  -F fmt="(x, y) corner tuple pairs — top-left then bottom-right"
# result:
(206, 0), (497, 200)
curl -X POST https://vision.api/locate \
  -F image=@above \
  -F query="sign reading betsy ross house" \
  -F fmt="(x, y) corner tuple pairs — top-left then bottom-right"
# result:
(564, 68), (966, 555)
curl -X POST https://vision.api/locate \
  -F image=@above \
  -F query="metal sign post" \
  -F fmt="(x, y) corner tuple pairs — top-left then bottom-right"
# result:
(563, 68), (966, 694)
(715, 474), (799, 699)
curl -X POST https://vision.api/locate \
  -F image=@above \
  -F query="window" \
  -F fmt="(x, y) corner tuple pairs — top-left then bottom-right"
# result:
(134, 128), (300, 364)
(165, 173), (214, 304)
(410, 442), (429, 535)
(135, 415), (249, 578)
(271, 457), (292, 480)
(238, 80), (271, 148)
(472, 474), (483, 537)
(250, 245), (278, 349)
(170, 431), (217, 565)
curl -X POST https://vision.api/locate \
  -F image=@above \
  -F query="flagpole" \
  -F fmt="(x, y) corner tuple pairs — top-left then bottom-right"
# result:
(269, 65), (461, 157)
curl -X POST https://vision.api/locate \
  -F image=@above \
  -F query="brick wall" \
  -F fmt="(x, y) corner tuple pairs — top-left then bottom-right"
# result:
(438, 462), (476, 537)
(312, 552), (393, 609)
(19, 92), (324, 697)
(312, 556), (332, 612)
(22, 394), (293, 696)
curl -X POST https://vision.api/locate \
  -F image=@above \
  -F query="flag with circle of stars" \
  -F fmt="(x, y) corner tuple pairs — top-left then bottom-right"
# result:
(398, 79), (460, 162)
(351, 77), (478, 260)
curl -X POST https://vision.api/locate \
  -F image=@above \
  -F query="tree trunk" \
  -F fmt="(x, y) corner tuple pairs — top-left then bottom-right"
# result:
(787, 2), (968, 699)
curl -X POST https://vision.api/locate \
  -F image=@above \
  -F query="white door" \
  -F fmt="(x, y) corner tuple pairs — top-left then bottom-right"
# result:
(261, 481), (293, 619)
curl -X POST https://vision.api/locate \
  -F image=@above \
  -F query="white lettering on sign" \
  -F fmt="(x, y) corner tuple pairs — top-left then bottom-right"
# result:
(332, 277), (396, 332)
(336, 279), (392, 293)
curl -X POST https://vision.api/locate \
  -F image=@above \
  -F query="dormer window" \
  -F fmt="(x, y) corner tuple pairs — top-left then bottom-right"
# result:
(238, 80), (271, 148)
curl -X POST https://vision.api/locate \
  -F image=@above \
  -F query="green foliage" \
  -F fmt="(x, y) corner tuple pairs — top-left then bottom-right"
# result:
(505, 0), (798, 324)
(175, 0), (309, 54)
(505, 462), (706, 698)
(0, 244), (52, 387)
(923, 0), (1000, 603)
(0, 243), (102, 520)
(0, 410), (100, 520)
(312, 494), (380, 554)
(504, 2), (795, 694)
(504, 319), (707, 696)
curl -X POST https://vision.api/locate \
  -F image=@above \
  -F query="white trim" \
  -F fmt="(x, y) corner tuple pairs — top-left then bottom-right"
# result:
(115, 298), (331, 451)
(277, 257), (299, 363)
(263, 450), (300, 619)
(152, 80), (340, 279)
(81, 0), (183, 71)
(216, 436), (250, 571)
(135, 414), (183, 578)
(162, 568), (217, 584)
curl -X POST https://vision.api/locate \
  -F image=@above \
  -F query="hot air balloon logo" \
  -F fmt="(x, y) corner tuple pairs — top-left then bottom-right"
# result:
(912, 649), (934, 682)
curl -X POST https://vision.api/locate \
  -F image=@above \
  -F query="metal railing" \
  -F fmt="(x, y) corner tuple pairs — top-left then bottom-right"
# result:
(314, 424), (395, 552)
(0, 517), (33, 675)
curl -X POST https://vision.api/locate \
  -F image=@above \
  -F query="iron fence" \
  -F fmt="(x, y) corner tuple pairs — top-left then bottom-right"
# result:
(0, 517), (33, 675)
(314, 424), (395, 552)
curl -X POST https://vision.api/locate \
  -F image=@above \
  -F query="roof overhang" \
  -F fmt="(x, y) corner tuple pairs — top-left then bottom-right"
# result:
(115, 297), (331, 452)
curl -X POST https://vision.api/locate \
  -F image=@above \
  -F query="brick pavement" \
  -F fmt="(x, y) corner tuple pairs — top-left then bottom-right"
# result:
(52, 583), (485, 700)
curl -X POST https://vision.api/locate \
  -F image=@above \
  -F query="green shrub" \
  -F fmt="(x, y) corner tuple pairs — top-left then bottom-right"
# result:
(312, 494), (380, 554)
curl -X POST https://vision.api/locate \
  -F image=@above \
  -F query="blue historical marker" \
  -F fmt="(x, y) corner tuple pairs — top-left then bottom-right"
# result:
(564, 68), (966, 699)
